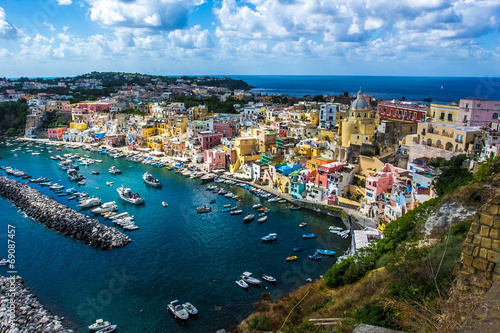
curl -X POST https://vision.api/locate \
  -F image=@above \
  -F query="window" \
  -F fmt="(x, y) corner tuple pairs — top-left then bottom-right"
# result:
(384, 107), (387, 114)
(440, 112), (445, 120)
(414, 112), (417, 119)
(364, 113), (367, 117)
(448, 114), (453, 121)
(493, 113), (499, 120)
(357, 113), (361, 117)
(404, 111), (407, 117)
(464, 115), (468, 122)
(385, 133), (389, 138)
(421, 115), (425, 122)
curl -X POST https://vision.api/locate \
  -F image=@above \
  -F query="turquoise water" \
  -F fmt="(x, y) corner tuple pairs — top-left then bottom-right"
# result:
(0, 142), (349, 332)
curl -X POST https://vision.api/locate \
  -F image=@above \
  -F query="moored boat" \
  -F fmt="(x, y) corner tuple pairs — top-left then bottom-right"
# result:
(303, 233), (316, 239)
(117, 186), (144, 204)
(308, 252), (322, 261)
(196, 205), (211, 213)
(289, 205), (300, 210)
(316, 249), (336, 256)
(252, 204), (262, 209)
(108, 166), (121, 174)
(236, 279), (249, 289)
(95, 324), (117, 333)
(143, 171), (162, 187)
(299, 222), (307, 227)
(182, 302), (198, 316)
(261, 233), (277, 242)
(162, 201), (168, 207)
(257, 216), (268, 223)
(88, 319), (111, 331)
(243, 214), (255, 222)
(230, 209), (243, 215)
(262, 275), (276, 283)
(241, 272), (262, 285)
(168, 300), (189, 320)
(286, 256), (298, 261)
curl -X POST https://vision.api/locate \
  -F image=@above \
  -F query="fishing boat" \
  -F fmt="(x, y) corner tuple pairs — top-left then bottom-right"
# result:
(303, 233), (316, 239)
(230, 209), (243, 215)
(257, 207), (266, 212)
(162, 201), (168, 207)
(117, 186), (144, 204)
(182, 302), (198, 316)
(299, 222), (307, 228)
(257, 216), (268, 223)
(108, 166), (121, 174)
(261, 233), (277, 242)
(223, 204), (231, 208)
(241, 272), (262, 285)
(142, 172), (162, 187)
(49, 183), (64, 190)
(243, 214), (255, 222)
(289, 205), (300, 210)
(95, 324), (117, 333)
(196, 205), (211, 213)
(168, 300), (189, 321)
(308, 252), (322, 261)
(231, 206), (238, 211)
(236, 279), (249, 289)
(221, 207), (230, 212)
(88, 319), (111, 331)
(286, 256), (298, 261)
(316, 249), (336, 256)
(67, 169), (85, 181)
(262, 275), (276, 283)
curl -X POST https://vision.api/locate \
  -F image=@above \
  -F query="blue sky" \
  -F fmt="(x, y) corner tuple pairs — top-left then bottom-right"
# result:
(0, 0), (499, 77)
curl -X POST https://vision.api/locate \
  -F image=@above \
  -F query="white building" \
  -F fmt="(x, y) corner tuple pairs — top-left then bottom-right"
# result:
(319, 103), (339, 129)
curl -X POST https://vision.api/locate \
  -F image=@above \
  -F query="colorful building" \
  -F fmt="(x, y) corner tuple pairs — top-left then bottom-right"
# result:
(203, 149), (226, 172)
(48, 127), (67, 140)
(378, 101), (427, 123)
(198, 131), (223, 151)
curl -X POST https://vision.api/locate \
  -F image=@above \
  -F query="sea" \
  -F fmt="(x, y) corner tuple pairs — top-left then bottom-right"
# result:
(0, 142), (349, 332)
(226, 75), (500, 102)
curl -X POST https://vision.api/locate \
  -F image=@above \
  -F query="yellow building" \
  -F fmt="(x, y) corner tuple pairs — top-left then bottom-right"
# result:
(429, 103), (459, 125)
(192, 105), (208, 120)
(417, 121), (481, 153)
(337, 90), (378, 148)
(69, 122), (87, 130)
(230, 137), (260, 172)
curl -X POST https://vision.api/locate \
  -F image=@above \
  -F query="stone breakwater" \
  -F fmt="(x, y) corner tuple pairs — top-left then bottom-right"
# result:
(0, 176), (131, 250)
(0, 276), (73, 332)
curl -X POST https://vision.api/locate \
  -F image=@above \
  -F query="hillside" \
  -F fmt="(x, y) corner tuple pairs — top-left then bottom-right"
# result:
(234, 157), (500, 333)
(0, 100), (28, 136)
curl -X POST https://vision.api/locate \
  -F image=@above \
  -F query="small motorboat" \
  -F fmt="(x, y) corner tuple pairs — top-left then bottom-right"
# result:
(289, 205), (300, 210)
(241, 272), (262, 285)
(236, 279), (249, 289)
(252, 204), (262, 209)
(257, 207), (266, 212)
(243, 214), (255, 222)
(286, 256), (298, 261)
(223, 204), (231, 208)
(210, 199), (216, 204)
(293, 246), (302, 252)
(230, 209), (243, 215)
(168, 300), (189, 320)
(308, 252), (322, 261)
(221, 207), (230, 212)
(78, 180), (85, 186)
(196, 205), (211, 213)
(261, 233), (277, 242)
(230, 206), (237, 211)
(278, 199), (287, 203)
(316, 249), (336, 256)
(299, 222), (307, 228)
(182, 302), (198, 316)
(0, 258), (9, 265)
(92, 171), (99, 175)
(262, 275), (276, 283)
(263, 208), (271, 213)
(268, 197), (279, 202)
(95, 324), (117, 333)
(257, 216), (267, 224)
(106, 181), (114, 186)
(303, 233), (316, 239)
(88, 319), (111, 331)
(162, 201), (168, 207)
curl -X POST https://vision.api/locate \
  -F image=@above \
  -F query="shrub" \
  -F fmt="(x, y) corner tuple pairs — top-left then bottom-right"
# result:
(248, 315), (273, 331)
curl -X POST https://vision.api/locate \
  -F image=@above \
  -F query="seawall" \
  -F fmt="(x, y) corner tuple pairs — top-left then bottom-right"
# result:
(0, 176), (131, 250)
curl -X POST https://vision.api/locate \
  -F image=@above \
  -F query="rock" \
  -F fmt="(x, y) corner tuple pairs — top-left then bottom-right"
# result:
(422, 202), (477, 236)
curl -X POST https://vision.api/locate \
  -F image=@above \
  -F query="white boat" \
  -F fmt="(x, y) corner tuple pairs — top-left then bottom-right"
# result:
(236, 279), (249, 289)
(268, 197), (280, 202)
(109, 212), (129, 220)
(252, 204), (262, 209)
(241, 271), (262, 285)
(261, 233), (277, 242)
(168, 300), (189, 320)
(262, 275), (276, 283)
(243, 214), (255, 222)
(106, 181), (114, 186)
(108, 166), (122, 174)
(143, 172), (162, 187)
(162, 201), (168, 207)
(200, 173), (216, 182)
(78, 197), (102, 208)
(78, 180), (85, 186)
(95, 325), (117, 333)
(49, 183), (64, 190)
(88, 319), (111, 331)
(182, 302), (198, 316)
(299, 222), (307, 228)
(91, 204), (118, 214)
(0, 258), (9, 265)
(117, 186), (144, 204)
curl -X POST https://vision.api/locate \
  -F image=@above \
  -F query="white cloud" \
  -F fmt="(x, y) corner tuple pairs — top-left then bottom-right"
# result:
(86, 0), (204, 31)
(57, 0), (73, 5)
(0, 7), (20, 39)
(168, 25), (211, 49)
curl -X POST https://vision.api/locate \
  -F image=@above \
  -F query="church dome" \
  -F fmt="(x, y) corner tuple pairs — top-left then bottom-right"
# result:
(350, 90), (369, 111)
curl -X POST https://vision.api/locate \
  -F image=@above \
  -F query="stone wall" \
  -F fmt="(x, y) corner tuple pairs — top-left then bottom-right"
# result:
(458, 195), (500, 291)
(408, 142), (459, 165)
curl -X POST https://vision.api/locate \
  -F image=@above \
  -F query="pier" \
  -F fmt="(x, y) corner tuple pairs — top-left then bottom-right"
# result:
(0, 176), (131, 249)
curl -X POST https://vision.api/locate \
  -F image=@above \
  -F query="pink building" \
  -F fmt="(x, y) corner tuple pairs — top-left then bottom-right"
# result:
(214, 122), (237, 138)
(365, 164), (410, 203)
(459, 99), (500, 126)
(77, 102), (113, 113)
(198, 131), (223, 151)
(48, 127), (67, 140)
(104, 134), (125, 147)
(315, 162), (346, 187)
(203, 149), (226, 172)
(378, 101), (427, 123)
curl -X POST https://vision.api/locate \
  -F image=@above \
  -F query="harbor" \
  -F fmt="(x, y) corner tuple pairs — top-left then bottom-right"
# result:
(0, 139), (350, 332)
